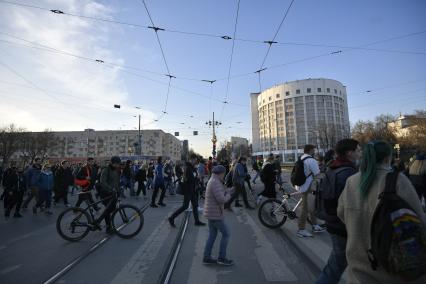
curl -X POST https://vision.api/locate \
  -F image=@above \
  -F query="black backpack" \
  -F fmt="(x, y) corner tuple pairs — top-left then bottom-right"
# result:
(314, 166), (353, 221)
(290, 156), (313, 186)
(368, 171), (426, 281)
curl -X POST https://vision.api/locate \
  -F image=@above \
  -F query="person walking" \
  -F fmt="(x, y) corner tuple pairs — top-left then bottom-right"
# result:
(146, 161), (155, 190)
(315, 139), (360, 284)
(74, 158), (100, 210)
(122, 160), (135, 196)
(295, 145), (325, 237)
(408, 153), (426, 206)
(169, 154), (206, 227)
(34, 163), (54, 215)
(203, 165), (233, 266)
(97, 156), (122, 234)
(252, 157), (261, 184)
(22, 157), (42, 209)
(258, 154), (276, 204)
(274, 155), (283, 186)
(3, 166), (25, 217)
(151, 156), (166, 207)
(338, 141), (426, 284)
(225, 157), (254, 210)
(54, 160), (73, 207)
(135, 164), (147, 198)
(164, 160), (175, 195)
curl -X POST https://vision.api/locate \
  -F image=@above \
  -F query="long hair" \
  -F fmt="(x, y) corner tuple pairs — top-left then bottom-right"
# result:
(359, 141), (392, 198)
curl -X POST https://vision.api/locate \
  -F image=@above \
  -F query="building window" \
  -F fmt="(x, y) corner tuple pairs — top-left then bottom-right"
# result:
(327, 88), (330, 93)
(317, 88), (322, 92)
(276, 93), (280, 98)
(269, 97), (272, 101)
(263, 99), (265, 103)
(307, 88), (311, 93)
(296, 89), (300, 94)
(339, 90), (342, 95)
(285, 91), (290, 96)
(334, 89), (337, 94)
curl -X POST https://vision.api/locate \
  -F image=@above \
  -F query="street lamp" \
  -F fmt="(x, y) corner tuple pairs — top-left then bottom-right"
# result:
(394, 143), (401, 160)
(206, 112), (222, 159)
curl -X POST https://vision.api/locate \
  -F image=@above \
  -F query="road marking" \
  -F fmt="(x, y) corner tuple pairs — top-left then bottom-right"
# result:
(110, 217), (173, 284)
(0, 264), (22, 274)
(187, 226), (219, 284)
(235, 209), (298, 282)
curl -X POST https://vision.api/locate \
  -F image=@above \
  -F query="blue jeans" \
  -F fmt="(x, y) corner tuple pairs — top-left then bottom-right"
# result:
(204, 219), (230, 260)
(315, 234), (347, 284)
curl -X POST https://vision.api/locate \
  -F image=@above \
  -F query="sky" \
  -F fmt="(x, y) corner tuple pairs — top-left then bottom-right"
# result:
(0, 0), (425, 157)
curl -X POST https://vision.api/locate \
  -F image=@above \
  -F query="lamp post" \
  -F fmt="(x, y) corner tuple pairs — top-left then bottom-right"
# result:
(206, 112), (222, 159)
(133, 112), (142, 157)
(394, 143), (401, 160)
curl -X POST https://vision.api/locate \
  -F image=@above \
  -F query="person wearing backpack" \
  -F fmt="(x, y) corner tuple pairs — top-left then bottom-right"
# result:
(338, 141), (426, 284)
(292, 145), (325, 237)
(315, 139), (361, 284)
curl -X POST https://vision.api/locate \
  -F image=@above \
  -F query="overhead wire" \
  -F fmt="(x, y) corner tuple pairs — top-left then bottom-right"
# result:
(220, 0), (241, 120)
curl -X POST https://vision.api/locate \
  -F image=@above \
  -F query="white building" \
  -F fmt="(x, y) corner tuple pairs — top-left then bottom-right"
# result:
(251, 78), (350, 161)
(13, 129), (183, 162)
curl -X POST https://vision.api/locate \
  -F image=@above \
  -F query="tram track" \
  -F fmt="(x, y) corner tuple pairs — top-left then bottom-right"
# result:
(43, 202), (151, 284)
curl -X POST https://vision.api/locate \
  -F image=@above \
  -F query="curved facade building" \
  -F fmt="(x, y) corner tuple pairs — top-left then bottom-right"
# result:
(251, 78), (350, 161)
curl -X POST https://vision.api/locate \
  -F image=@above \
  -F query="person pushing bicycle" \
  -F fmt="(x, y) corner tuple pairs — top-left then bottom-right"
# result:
(98, 156), (122, 234)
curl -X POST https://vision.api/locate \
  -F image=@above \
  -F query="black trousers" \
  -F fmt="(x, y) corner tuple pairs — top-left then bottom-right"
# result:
(97, 191), (117, 228)
(4, 190), (24, 214)
(226, 183), (250, 208)
(151, 183), (165, 205)
(170, 192), (199, 222)
(136, 181), (146, 196)
(54, 186), (69, 204)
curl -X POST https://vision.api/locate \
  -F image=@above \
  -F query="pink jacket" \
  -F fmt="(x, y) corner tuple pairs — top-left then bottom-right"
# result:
(203, 174), (231, 220)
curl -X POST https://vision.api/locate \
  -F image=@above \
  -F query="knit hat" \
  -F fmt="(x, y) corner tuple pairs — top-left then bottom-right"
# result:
(212, 165), (226, 174)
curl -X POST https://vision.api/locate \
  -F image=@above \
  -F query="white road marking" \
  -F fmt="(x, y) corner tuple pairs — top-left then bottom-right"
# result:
(235, 209), (298, 282)
(109, 217), (172, 284)
(0, 264), (22, 274)
(187, 226), (219, 284)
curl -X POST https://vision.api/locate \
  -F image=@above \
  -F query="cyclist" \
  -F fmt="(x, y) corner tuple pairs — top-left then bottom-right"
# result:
(98, 156), (121, 234)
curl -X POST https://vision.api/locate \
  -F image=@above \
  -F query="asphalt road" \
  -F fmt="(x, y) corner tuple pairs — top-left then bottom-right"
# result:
(0, 173), (337, 284)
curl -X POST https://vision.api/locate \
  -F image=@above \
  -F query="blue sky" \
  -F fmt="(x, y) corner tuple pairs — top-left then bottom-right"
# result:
(0, 0), (425, 156)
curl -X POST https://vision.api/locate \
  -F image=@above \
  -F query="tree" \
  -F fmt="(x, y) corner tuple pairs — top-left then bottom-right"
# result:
(398, 110), (426, 151)
(0, 124), (26, 166)
(317, 123), (340, 151)
(20, 130), (59, 163)
(351, 114), (397, 144)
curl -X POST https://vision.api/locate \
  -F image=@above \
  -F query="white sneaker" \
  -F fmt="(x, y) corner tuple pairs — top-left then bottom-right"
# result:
(297, 229), (313, 238)
(256, 196), (263, 205)
(198, 207), (203, 213)
(312, 224), (326, 233)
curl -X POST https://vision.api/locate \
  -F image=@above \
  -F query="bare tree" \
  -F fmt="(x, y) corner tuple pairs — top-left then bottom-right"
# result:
(21, 130), (59, 163)
(0, 124), (26, 166)
(351, 114), (397, 144)
(317, 122), (339, 151)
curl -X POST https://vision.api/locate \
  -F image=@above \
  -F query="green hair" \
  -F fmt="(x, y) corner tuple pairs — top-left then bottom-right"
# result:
(359, 141), (392, 198)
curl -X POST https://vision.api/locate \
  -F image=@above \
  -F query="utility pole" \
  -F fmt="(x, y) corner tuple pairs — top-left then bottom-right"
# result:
(206, 112), (222, 159)
(138, 114), (142, 156)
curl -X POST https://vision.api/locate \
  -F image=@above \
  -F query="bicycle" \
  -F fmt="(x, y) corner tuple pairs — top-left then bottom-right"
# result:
(257, 186), (303, 229)
(56, 191), (144, 242)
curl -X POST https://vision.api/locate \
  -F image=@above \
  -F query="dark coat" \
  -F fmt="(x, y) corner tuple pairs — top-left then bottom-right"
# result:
(182, 162), (197, 196)
(259, 162), (276, 198)
(55, 167), (74, 190)
(100, 165), (120, 193)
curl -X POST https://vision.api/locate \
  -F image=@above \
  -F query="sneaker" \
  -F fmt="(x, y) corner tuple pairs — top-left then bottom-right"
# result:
(256, 196), (263, 205)
(197, 207), (203, 212)
(150, 203), (158, 208)
(65, 203), (71, 208)
(203, 257), (217, 265)
(312, 224), (326, 233)
(194, 221), (206, 226)
(217, 258), (234, 266)
(106, 226), (114, 235)
(158, 203), (166, 207)
(297, 229), (313, 238)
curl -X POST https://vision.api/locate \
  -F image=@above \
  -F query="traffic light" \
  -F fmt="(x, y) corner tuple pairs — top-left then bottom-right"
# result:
(114, 104), (121, 109)
(175, 132), (179, 136)
(193, 131), (198, 136)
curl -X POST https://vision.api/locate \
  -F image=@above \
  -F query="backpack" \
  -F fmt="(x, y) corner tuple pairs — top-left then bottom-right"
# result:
(314, 166), (353, 221)
(290, 156), (313, 186)
(368, 171), (426, 281)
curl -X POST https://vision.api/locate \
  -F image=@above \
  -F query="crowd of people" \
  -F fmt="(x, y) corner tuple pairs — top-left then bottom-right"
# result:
(1, 140), (425, 281)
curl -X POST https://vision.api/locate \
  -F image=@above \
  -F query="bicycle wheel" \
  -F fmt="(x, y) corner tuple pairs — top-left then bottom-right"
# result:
(258, 199), (288, 229)
(246, 188), (257, 208)
(56, 207), (91, 242)
(111, 205), (144, 239)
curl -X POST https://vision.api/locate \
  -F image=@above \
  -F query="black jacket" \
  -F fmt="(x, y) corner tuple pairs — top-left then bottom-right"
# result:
(55, 167), (74, 189)
(324, 158), (357, 237)
(182, 162), (197, 195)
